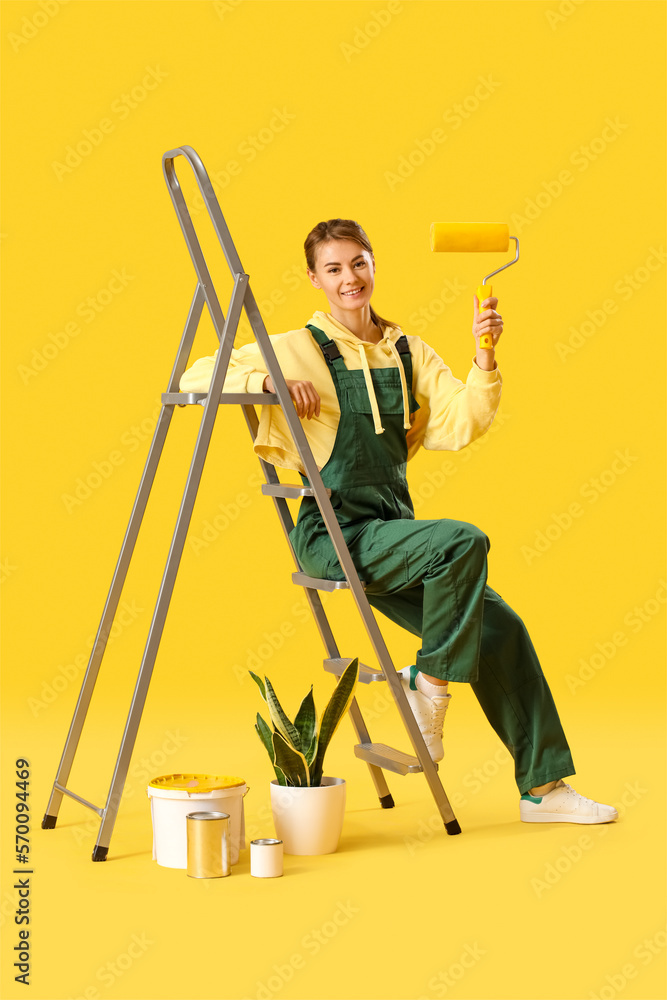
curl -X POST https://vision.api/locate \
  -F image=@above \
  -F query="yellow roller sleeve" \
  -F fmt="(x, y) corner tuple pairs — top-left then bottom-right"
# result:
(430, 222), (509, 253)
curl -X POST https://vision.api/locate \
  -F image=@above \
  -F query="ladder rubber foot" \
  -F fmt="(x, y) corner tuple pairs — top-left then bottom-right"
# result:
(379, 793), (395, 809)
(41, 814), (57, 829)
(445, 819), (462, 836)
(92, 845), (108, 862)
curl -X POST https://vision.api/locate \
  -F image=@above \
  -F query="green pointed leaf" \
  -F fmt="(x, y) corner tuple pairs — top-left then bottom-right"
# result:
(310, 657), (358, 786)
(249, 671), (267, 702)
(272, 730), (310, 786)
(304, 731), (319, 767)
(255, 714), (287, 785)
(265, 676), (302, 752)
(273, 763), (288, 786)
(255, 713), (274, 758)
(294, 686), (317, 751)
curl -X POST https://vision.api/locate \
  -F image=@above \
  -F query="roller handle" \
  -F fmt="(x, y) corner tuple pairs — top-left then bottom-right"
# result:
(476, 283), (494, 349)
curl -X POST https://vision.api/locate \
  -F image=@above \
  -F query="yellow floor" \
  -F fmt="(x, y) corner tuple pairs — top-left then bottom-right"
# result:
(3, 688), (664, 1000)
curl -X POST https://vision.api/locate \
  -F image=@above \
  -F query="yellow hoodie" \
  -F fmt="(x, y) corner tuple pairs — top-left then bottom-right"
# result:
(178, 310), (502, 475)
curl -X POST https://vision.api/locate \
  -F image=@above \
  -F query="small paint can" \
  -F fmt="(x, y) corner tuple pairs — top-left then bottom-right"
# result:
(186, 811), (231, 878)
(250, 838), (283, 878)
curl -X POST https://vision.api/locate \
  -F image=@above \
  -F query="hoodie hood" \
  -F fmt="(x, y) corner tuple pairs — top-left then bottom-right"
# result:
(307, 310), (411, 435)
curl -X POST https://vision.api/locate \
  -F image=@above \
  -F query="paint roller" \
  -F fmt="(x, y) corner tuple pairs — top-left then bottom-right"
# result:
(430, 223), (520, 348)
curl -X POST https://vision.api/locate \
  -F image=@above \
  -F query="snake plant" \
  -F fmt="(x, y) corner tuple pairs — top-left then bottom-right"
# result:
(250, 658), (359, 787)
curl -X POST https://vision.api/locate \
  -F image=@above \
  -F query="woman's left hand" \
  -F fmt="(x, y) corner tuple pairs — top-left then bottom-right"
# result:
(473, 294), (503, 350)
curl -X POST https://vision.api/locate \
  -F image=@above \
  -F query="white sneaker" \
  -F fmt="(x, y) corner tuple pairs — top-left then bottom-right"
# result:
(397, 665), (451, 762)
(520, 779), (618, 824)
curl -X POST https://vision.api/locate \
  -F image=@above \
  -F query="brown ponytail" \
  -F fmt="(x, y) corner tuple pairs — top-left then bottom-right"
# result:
(303, 219), (399, 335)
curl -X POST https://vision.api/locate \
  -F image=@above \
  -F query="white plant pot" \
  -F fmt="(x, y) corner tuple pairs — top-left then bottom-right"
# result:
(270, 777), (346, 856)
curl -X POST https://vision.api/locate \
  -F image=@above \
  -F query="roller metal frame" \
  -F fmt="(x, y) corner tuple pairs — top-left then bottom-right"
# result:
(42, 145), (460, 862)
(482, 236), (520, 286)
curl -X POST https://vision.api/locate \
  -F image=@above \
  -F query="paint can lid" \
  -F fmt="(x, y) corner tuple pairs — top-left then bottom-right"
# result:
(148, 773), (246, 793)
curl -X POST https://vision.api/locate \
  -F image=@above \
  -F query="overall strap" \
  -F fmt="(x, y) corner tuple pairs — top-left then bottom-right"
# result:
(393, 333), (414, 387)
(306, 323), (348, 378)
(306, 323), (414, 386)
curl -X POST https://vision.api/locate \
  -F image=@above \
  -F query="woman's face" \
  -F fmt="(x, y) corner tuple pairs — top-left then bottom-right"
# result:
(307, 238), (376, 315)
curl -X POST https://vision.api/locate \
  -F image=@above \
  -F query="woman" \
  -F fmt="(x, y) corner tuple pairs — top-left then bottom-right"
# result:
(180, 218), (616, 824)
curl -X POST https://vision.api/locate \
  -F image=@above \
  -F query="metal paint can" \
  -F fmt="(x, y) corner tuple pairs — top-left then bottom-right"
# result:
(250, 838), (283, 878)
(186, 811), (231, 878)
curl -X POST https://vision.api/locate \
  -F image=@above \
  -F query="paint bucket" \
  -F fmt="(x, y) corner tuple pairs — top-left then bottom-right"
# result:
(147, 773), (248, 869)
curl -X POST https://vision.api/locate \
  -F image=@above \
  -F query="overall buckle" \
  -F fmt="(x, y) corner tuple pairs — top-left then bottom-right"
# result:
(321, 340), (342, 363)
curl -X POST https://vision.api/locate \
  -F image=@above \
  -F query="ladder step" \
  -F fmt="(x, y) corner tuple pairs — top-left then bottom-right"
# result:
(292, 572), (366, 592)
(162, 391), (279, 406)
(354, 743), (432, 775)
(324, 657), (385, 684)
(262, 483), (332, 499)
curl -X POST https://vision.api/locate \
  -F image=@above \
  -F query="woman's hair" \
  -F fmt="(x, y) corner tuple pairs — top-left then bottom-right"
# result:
(304, 218), (399, 334)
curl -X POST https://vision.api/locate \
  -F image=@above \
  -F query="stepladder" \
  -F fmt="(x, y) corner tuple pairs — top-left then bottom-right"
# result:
(42, 145), (461, 862)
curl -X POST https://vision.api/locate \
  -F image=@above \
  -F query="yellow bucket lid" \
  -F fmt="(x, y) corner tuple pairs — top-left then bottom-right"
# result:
(148, 773), (245, 793)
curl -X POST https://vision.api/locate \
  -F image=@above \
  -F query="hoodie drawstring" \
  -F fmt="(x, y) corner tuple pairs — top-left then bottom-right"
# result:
(357, 344), (385, 435)
(356, 337), (411, 435)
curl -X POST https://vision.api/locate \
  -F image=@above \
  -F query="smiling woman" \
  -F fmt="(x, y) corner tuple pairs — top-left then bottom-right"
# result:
(303, 219), (397, 342)
(179, 216), (617, 824)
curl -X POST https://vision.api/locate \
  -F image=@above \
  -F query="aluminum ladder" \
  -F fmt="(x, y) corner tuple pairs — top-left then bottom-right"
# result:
(42, 145), (461, 862)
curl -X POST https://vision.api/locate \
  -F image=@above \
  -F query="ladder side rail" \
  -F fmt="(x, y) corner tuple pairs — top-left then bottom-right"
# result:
(240, 404), (392, 803)
(43, 284), (207, 828)
(163, 146), (245, 278)
(164, 283), (211, 391)
(91, 274), (248, 860)
(243, 285), (457, 826)
(162, 149), (243, 347)
(162, 150), (321, 443)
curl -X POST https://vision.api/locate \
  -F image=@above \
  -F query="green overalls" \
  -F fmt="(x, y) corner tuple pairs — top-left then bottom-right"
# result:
(289, 324), (575, 794)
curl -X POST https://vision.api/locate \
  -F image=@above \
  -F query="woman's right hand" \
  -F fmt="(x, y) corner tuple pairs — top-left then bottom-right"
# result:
(263, 375), (321, 419)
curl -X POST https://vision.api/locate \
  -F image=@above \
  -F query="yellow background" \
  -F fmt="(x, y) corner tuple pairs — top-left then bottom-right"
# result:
(1, 1), (665, 998)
